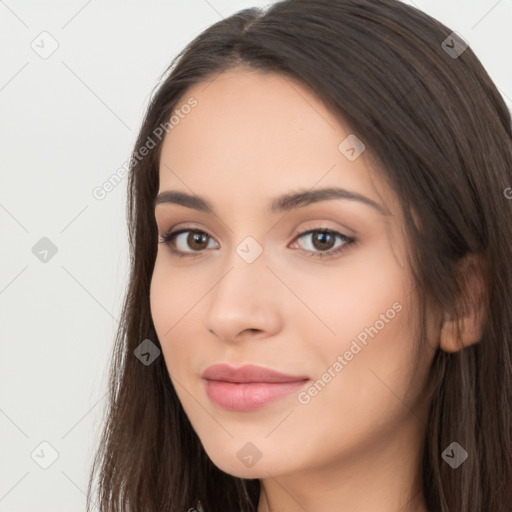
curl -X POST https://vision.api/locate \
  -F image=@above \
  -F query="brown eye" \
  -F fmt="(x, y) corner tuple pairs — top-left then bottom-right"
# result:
(291, 228), (356, 259)
(159, 229), (219, 256)
(310, 231), (336, 251)
(185, 231), (210, 250)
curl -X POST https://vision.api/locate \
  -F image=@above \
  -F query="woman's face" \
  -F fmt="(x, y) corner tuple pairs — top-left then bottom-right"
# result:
(150, 68), (438, 480)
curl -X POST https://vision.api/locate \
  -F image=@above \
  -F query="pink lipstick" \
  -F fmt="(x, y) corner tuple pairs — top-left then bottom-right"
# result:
(201, 363), (310, 411)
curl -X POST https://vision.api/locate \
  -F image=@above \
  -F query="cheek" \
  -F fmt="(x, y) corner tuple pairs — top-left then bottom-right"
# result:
(150, 258), (182, 361)
(149, 258), (172, 334)
(149, 255), (204, 373)
(289, 241), (414, 347)
(298, 242), (421, 406)
(150, 254), (196, 330)
(291, 297), (424, 465)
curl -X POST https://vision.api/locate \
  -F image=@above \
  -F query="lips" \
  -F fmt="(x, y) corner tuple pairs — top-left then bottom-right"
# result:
(201, 363), (310, 383)
(201, 364), (311, 411)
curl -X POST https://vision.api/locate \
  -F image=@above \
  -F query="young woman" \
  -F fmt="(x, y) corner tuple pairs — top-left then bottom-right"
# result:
(87, 1), (512, 511)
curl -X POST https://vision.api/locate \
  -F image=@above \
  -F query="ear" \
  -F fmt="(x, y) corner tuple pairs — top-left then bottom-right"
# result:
(439, 253), (488, 353)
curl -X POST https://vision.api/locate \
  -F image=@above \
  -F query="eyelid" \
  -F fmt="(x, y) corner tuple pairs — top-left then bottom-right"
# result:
(289, 219), (356, 240)
(158, 219), (353, 240)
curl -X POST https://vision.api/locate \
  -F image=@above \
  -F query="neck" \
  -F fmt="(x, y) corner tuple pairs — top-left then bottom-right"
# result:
(256, 415), (428, 512)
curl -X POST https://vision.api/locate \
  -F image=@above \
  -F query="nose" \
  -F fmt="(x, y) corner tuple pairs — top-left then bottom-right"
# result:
(203, 248), (283, 343)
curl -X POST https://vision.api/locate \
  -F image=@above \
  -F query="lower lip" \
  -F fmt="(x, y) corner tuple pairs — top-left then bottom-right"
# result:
(204, 379), (309, 411)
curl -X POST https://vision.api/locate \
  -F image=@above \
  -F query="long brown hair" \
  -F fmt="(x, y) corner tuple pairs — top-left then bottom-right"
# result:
(87, 1), (512, 510)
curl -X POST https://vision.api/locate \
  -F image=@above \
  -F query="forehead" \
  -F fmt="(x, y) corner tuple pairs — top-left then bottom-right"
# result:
(158, 67), (395, 217)
(161, 68), (346, 166)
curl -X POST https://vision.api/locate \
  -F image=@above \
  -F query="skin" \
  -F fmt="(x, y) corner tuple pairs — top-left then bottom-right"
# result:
(150, 67), (484, 512)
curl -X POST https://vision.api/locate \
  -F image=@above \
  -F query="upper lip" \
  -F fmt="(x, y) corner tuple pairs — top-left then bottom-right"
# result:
(201, 363), (310, 383)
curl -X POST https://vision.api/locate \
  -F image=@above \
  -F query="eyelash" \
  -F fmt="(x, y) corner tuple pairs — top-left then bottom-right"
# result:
(158, 226), (356, 260)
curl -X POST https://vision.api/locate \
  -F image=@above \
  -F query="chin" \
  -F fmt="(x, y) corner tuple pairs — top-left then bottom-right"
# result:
(203, 443), (288, 480)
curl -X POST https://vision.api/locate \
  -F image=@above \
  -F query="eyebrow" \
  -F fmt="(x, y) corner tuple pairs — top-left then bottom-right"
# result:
(153, 187), (388, 216)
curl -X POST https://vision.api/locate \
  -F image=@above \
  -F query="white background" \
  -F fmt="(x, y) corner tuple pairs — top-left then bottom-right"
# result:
(1, 1), (511, 510)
